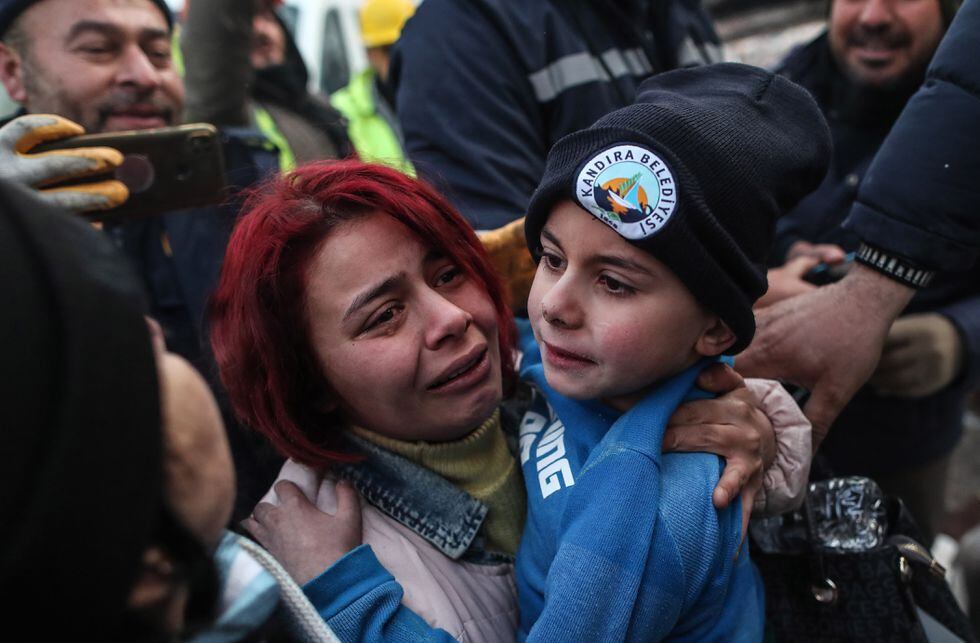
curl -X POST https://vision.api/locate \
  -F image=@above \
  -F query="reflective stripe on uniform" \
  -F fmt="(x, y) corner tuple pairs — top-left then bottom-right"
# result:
(527, 47), (653, 103)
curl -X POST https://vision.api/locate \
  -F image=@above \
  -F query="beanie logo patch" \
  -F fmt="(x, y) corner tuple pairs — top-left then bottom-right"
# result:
(575, 144), (677, 240)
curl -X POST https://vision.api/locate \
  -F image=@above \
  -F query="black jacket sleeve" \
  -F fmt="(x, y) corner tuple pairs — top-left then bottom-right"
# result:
(843, 0), (980, 272)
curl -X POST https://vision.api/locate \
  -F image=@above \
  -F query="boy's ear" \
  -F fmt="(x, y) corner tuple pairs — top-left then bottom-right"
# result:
(695, 318), (736, 357)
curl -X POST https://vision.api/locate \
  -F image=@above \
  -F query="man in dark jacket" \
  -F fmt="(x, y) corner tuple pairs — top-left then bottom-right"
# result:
(0, 0), (283, 520)
(766, 0), (969, 539)
(390, 0), (722, 229)
(740, 0), (980, 485)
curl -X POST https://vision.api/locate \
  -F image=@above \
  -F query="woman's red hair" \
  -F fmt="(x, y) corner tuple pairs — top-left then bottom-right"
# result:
(210, 160), (516, 468)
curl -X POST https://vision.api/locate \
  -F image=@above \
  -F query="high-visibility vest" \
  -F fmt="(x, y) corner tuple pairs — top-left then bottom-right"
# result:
(331, 69), (413, 175)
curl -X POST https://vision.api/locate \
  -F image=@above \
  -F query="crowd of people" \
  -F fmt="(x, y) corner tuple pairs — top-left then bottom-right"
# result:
(0, 0), (978, 640)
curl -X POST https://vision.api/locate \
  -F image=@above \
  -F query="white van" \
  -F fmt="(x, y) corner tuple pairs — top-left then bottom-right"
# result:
(280, 0), (368, 95)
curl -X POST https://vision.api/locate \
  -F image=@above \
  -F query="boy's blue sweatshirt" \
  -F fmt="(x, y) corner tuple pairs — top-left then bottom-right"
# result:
(516, 321), (764, 641)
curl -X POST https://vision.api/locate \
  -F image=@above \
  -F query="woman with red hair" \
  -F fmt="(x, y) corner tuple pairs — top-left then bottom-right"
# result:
(211, 160), (524, 640)
(210, 160), (805, 641)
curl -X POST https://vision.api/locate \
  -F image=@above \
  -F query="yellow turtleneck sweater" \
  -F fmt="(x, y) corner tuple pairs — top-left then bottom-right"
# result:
(350, 410), (526, 557)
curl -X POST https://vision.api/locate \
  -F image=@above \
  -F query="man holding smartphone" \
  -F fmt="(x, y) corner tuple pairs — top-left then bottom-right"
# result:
(0, 0), (198, 351)
(0, 0), (284, 520)
(0, 0), (181, 212)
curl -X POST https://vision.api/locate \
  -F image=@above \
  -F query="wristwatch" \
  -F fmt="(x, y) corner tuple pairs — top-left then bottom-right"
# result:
(855, 242), (935, 288)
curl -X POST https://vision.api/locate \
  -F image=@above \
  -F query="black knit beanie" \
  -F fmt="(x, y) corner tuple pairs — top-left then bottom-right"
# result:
(525, 63), (832, 354)
(0, 180), (162, 637)
(0, 0), (174, 37)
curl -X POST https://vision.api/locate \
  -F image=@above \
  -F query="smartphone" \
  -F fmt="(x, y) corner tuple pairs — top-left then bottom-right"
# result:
(803, 251), (856, 286)
(35, 123), (228, 221)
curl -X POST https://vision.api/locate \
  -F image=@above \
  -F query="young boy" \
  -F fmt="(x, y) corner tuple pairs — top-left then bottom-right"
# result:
(514, 63), (831, 641)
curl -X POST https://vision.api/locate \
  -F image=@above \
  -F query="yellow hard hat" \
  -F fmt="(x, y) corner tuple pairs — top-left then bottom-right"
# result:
(360, 0), (416, 48)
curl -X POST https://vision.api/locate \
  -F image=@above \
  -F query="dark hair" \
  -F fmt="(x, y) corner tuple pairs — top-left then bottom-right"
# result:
(210, 160), (516, 468)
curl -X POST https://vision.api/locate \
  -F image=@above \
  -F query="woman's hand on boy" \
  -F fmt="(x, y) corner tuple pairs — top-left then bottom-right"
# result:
(662, 363), (775, 539)
(243, 479), (363, 585)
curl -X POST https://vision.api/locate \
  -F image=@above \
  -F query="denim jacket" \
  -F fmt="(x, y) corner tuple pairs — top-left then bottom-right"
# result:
(335, 433), (513, 564)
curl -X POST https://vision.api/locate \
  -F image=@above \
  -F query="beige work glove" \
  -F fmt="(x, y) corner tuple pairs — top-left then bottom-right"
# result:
(869, 312), (964, 398)
(0, 114), (128, 212)
(478, 216), (537, 311)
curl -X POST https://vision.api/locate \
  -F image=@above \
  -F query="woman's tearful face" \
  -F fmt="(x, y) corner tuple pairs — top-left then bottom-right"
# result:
(305, 212), (503, 442)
